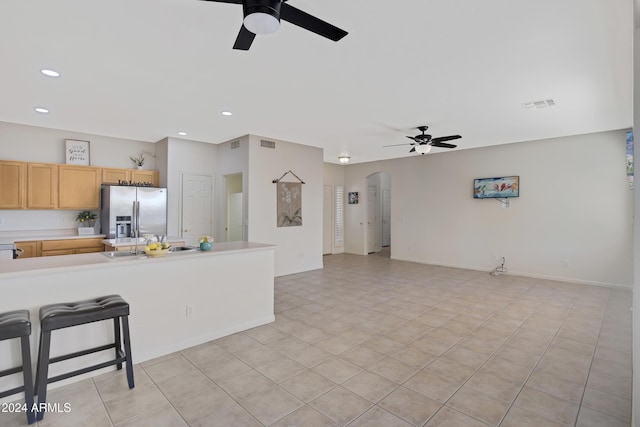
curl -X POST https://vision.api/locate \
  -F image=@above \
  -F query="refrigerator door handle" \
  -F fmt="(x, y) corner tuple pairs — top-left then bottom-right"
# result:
(136, 201), (141, 238)
(132, 201), (137, 238)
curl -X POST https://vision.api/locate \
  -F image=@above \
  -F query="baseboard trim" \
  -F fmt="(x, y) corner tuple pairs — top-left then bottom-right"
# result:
(390, 256), (631, 289)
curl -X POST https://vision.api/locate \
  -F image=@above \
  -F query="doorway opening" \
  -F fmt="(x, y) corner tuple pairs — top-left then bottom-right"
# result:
(366, 172), (391, 256)
(224, 173), (244, 241)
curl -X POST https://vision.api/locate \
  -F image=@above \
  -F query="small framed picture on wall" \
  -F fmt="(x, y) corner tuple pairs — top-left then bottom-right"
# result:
(348, 192), (359, 204)
(65, 139), (90, 165)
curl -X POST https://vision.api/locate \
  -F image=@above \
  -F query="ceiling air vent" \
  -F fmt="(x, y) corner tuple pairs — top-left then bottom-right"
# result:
(230, 140), (240, 149)
(523, 98), (557, 110)
(260, 139), (276, 149)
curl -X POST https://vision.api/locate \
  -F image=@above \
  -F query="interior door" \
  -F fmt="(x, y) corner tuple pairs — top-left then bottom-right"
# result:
(323, 185), (333, 254)
(367, 185), (377, 253)
(181, 174), (213, 246)
(227, 192), (243, 241)
(382, 188), (391, 247)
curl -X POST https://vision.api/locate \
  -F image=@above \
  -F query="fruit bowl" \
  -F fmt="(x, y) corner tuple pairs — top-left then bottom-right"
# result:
(144, 248), (170, 257)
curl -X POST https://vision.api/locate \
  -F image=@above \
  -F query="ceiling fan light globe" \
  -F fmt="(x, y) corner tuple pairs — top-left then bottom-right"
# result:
(415, 145), (432, 155)
(244, 12), (280, 34)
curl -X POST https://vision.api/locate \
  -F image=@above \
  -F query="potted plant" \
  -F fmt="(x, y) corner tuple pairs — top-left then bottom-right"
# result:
(76, 211), (97, 235)
(199, 235), (214, 251)
(129, 153), (145, 169)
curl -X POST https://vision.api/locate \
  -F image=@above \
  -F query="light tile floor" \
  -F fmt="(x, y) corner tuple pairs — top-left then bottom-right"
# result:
(2, 250), (632, 426)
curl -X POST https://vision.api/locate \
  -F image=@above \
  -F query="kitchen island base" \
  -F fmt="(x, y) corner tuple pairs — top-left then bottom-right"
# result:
(0, 242), (275, 400)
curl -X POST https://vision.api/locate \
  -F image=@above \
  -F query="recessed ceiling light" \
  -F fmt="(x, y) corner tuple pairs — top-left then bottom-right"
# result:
(40, 69), (60, 77)
(221, 111), (233, 116)
(34, 107), (50, 114)
(178, 131), (187, 136)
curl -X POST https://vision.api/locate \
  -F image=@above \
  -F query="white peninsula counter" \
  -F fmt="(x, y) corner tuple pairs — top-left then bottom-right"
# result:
(0, 242), (275, 393)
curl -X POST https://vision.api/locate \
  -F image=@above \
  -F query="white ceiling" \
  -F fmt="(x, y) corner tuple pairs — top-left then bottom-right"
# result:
(0, 0), (632, 164)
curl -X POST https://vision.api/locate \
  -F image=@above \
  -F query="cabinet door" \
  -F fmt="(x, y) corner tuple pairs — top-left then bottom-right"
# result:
(58, 165), (102, 209)
(0, 161), (26, 209)
(27, 163), (58, 209)
(131, 170), (158, 186)
(102, 168), (130, 185)
(15, 241), (40, 258)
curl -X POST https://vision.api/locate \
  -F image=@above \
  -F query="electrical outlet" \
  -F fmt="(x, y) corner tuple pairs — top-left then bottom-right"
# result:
(186, 305), (194, 318)
(563, 259), (569, 268)
(0, 218), (4, 225)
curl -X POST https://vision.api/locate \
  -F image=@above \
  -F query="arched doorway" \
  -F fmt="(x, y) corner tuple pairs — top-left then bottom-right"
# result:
(365, 172), (391, 255)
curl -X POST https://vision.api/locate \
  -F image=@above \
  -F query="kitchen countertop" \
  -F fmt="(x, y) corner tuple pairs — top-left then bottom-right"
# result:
(0, 229), (106, 244)
(0, 241), (274, 276)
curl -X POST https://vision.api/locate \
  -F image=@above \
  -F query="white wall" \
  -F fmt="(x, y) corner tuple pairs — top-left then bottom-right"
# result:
(0, 121), (156, 231)
(344, 130), (632, 288)
(248, 135), (323, 276)
(632, 0), (639, 424)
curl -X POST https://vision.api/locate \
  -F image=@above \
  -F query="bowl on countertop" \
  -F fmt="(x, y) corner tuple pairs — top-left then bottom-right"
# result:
(144, 248), (170, 257)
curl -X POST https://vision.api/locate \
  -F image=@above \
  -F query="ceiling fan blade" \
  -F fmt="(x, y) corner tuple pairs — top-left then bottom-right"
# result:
(406, 136), (419, 142)
(233, 24), (256, 50)
(409, 147), (416, 153)
(431, 142), (457, 149)
(200, 0), (243, 4)
(280, 3), (348, 41)
(431, 135), (461, 143)
(383, 143), (413, 147)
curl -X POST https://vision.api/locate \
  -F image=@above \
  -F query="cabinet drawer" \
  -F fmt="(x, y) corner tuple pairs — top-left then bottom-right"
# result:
(41, 249), (75, 257)
(41, 238), (105, 251)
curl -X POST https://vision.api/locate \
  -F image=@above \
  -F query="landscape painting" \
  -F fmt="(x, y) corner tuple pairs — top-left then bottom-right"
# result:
(474, 176), (519, 199)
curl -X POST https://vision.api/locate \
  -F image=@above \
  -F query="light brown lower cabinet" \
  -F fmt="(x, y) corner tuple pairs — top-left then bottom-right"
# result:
(26, 238), (106, 257)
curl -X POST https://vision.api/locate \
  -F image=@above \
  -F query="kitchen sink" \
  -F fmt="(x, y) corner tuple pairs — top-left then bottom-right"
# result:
(170, 246), (199, 252)
(101, 251), (145, 258)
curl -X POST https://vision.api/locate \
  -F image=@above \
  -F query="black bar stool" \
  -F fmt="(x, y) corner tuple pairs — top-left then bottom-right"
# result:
(0, 310), (36, 424)
(35, 295), (134, 422)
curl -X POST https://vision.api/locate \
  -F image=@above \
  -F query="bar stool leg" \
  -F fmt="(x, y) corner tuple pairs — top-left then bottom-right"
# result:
(20, 336), (36, 424)
(113, 317), (122, 370)
(121, 316), (134, 389)
(35, 331), (51, 422)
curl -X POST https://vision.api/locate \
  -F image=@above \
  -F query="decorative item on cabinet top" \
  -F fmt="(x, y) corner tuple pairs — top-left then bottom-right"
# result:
(129, 152), (145, 170)
(65, 140), (90, 165)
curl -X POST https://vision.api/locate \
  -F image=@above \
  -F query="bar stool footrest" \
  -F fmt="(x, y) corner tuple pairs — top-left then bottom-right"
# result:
(47, 357), (127, 385)
(49, 343), (116, 365)
(0, 385), (26, 399)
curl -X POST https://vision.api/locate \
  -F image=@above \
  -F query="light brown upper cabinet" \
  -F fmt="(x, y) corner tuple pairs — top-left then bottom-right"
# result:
(27, 163), (58, 209)
(58, 165), (102, 209)
(131, 170), (159, 186)
(103, 168), (159, 186)
(0, 161), (26, 209)
(102, 168), (130, 185)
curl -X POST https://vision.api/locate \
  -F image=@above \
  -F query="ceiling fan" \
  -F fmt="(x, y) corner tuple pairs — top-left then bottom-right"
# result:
(201, 0), (348, 50)
(384, 126), (462, 155)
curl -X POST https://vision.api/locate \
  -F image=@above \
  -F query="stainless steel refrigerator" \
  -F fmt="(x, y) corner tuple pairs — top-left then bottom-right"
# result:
(100, 185), (167, 239)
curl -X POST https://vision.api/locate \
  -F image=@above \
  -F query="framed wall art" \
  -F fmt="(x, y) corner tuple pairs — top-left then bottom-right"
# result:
(348, 192), (359, 204)
(65, 139), (90, 165)
(474, 176), (519, 199)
